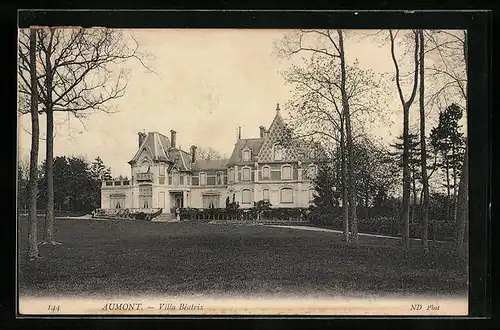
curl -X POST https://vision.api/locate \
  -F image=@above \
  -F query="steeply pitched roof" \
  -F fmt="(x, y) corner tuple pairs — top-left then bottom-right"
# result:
(257, 110), (299, 162)
(192, 159), (229, 171)
(129, 132), (171, 164)
(228, 138), (264, 165)
(168, 148), (193, 171)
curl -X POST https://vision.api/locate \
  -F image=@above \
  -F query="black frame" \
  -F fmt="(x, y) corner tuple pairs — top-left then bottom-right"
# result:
(6, 7), (491, 327)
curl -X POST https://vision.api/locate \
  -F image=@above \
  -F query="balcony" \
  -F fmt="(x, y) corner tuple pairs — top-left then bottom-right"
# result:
(136, 172), (154, 182)
(102, 179), (131, 188)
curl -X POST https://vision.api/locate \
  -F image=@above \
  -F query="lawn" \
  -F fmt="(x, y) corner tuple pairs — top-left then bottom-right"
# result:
(18, 217), (467, 298)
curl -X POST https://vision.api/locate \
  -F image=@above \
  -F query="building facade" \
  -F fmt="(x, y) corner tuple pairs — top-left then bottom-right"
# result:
(101, 104), (320, 214)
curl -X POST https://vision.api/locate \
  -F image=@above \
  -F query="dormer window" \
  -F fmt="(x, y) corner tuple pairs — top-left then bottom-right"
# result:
(140, 160), (150, 173)
(274, 145), (283, 161)
(242, 149), (251, 162)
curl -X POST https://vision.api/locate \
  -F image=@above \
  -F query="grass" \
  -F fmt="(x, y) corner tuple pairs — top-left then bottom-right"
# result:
(18, 217), (467, 298)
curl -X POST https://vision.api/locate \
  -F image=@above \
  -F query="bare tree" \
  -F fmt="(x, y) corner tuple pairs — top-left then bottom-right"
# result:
(389, 30), (420, 250)
(277, 30), (385, 242)
(197, 146), (224, 161)
(453, 31), (468, 256)
(423, 30), (468, 255)
(275, 29), (386, 241)
(337, 30), (359, 242)
(18, 27), (154, 245)
(26, 28), (41, 260)
(418, 30), (430, 252)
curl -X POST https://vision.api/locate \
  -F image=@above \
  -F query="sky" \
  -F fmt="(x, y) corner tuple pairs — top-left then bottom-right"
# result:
(17, 29), (465, 177)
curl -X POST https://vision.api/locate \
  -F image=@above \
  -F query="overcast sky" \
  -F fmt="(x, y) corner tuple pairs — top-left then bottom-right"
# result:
(18, 29), (464, 177)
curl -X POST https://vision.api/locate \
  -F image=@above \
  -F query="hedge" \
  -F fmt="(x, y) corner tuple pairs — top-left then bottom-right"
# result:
(309, 212), (456, 241)
(179, 207), (311, 222)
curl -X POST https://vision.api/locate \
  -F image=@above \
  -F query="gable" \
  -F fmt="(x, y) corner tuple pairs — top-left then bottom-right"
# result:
(137, 147), (154, 165)
(129, 132), (170, 165)
(257, 113), (299, 162)
(228, 139), (264, 165)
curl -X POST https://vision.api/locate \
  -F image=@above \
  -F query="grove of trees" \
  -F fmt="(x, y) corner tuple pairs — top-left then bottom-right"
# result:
(18, 156), (113, 214)
(275, 29), (468, 255)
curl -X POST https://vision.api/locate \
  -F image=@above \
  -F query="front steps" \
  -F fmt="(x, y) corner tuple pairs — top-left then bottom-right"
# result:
(151, 213), (180, 222)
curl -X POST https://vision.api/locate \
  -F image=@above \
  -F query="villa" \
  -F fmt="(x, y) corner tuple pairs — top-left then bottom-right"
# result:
(100, 104), (321, 217)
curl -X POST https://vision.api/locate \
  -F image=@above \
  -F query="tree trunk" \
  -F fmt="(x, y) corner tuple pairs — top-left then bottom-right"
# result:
(452, 146), (458, 223)
(454, 143), (468, 256)
(338, 29), (358, 242)
(340, 117), (349, 242)
(364, 179), (370, 219)
(411, 168), (418, 224)
(419, 29), (430, 252)
(27, 28), (41, 260)
(389, 30), (419, 250)
(402, 104), (411, 248)
(43, 107), (55, 242)
(445, 155), (451, 222)
(41, 29), (60, 245)
(454, 30), (468, 256)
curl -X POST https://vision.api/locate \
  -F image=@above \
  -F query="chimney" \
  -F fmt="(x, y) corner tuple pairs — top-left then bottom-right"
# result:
(259, 126), (266, 138)
(170, 129), (177, 149)
(190, 145), (197, 163)
(238, 126), (241, 140)
(138, 132), (146, 147)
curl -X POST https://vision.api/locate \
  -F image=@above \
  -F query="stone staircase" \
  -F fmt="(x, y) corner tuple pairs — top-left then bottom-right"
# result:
(151, 213), (179, 222)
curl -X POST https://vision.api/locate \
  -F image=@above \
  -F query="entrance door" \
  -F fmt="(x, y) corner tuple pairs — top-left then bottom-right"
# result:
(175, 195), (184, 208)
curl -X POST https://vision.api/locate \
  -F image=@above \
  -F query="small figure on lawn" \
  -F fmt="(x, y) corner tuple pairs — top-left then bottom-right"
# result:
(175, 207), (180, 221)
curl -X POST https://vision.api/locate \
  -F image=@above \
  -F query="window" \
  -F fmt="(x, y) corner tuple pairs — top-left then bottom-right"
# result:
(111, 196), (125, 209)
(173, 173), (180, 186)
(263, 189), (270, 201)
(140, 160), (150, 173)
(262, 166), (270, 179)
(180, 175), (184, 185)
(280, 188), (293, 204)
(216, 172), (223, 185)
(199, 172), (207, 185)
(242, 189), (252, 204)
(202, 194), (220, 208)
(138, 185), (152, 209)
(242, 167), (251, 181)
(159, 177), (165, 185)
(242, 149), (251, 161)
(159, 163), (165, 176)
(229, 168), (235, 182)
(274, 145), (282, 161)
(282, 165), (292, 180)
